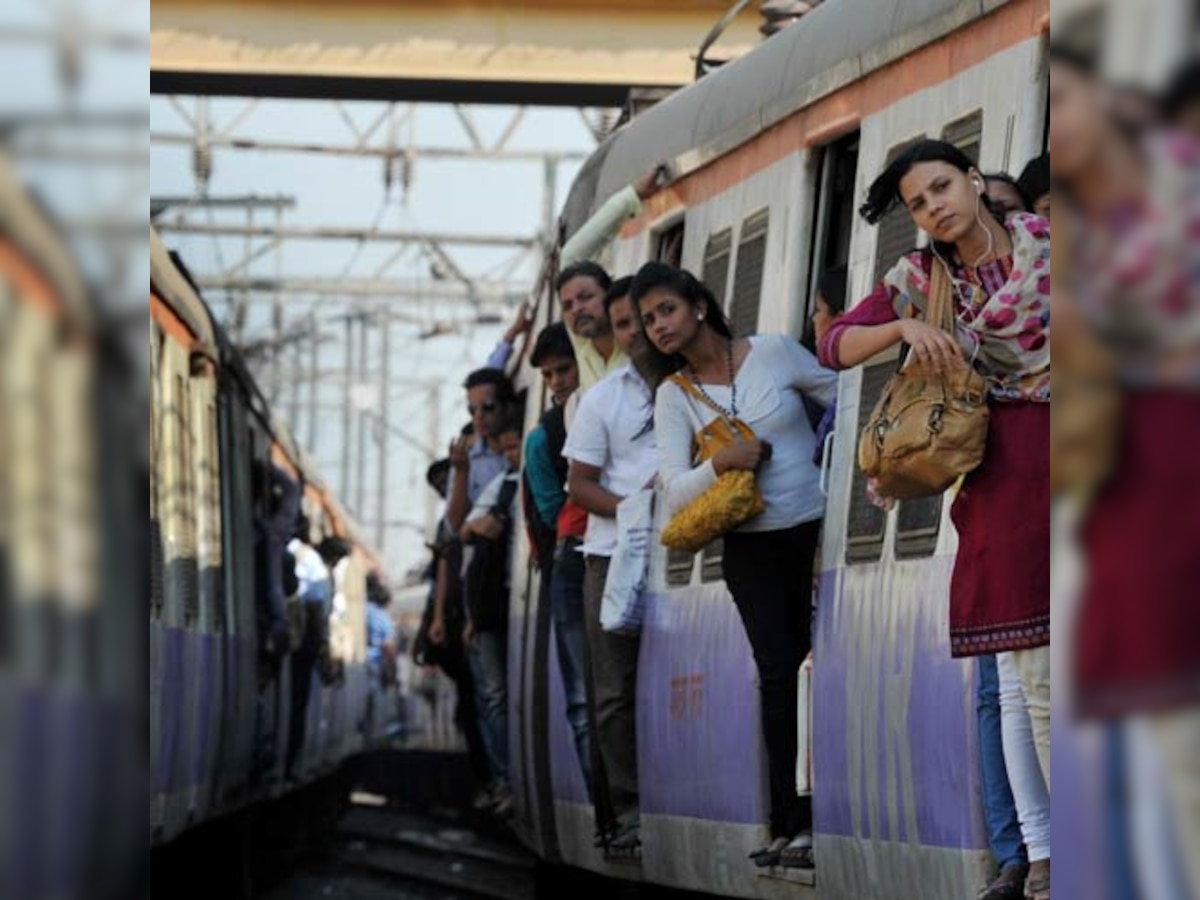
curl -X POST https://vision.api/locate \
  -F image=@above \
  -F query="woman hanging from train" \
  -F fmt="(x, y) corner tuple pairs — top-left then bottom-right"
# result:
(816, 139), (1050, 900)
(633, 262), (838, 869)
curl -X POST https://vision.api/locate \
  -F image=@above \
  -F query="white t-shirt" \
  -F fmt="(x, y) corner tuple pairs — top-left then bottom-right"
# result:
(654, 334), (837, 533)
(563, 365), (659, 557)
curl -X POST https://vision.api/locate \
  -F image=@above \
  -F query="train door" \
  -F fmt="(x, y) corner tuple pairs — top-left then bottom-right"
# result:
(187, 353), (225, 826)
(213, 373), (270, 808)
(804, 130), (860, 800)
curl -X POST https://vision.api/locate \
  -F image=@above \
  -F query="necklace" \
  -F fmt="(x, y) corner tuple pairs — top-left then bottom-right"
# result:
(690, 337), (738, 419)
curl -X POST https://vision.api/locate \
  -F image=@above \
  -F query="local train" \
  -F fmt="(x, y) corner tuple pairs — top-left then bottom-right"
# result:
(150, 226), (384, 847)
(499, 2), (1052, 898)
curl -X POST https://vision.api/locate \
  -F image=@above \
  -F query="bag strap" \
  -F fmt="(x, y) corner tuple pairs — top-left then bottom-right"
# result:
(492, 475), (519, 519)
(926, 256), (957, 335)
(896, 256), (957, 372)
(667, 372), (743, 422)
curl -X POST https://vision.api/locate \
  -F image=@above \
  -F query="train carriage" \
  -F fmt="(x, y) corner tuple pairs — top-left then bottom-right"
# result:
(150, 226), (382, 844)
(504, 2), (1051, 898)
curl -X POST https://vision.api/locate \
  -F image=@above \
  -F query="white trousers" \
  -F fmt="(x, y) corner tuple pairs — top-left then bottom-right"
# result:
(998, 649), (1051, 861)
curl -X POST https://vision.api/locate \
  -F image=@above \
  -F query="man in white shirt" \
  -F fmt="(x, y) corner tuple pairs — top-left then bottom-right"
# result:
(563, 277), (672, 852)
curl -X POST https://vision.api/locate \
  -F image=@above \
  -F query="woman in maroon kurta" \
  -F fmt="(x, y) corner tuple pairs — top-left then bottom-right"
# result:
(817, 139), (1052, 899)
(818, 142), (1051, 658)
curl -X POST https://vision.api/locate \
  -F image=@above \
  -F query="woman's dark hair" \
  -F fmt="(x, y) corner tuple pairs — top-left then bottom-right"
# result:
(1048, 41), (1097, 76)
(860, 139), (989, 225)
(463, 367), (516, 406)
(1016, 154), (1050, 206)
(529, 321), (575, 368)
(555, 260), (612, 294)
(816, 264), (848, 316)
(1163, 59), (1200, 124)
(630, 261), (733, 340)
(602, 276), (635, 315)
(984, 171), (1033, 212)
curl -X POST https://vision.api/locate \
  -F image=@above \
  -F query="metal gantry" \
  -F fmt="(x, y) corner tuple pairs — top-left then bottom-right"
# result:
(150, 92), (613, 574)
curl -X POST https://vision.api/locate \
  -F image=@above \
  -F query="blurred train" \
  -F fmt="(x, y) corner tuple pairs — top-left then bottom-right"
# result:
(498, 1), (1052, 898)
(150, 226), (384, 846)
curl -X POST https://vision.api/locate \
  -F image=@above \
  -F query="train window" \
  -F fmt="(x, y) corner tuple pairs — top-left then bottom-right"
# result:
(894, 494), (943, 559)
(656, 219), (685, 267)
(873, 139), (924, 285)
(805, 132), (859, 344)
(700, 538), (724, 584)
(730, 209), (769, 337)
(942, 111), (984, 165)
(666, 548), (695, 587)
(702, 229), (733, 308)
(845, 361), (894, 564)
(808, 135), (859, 286)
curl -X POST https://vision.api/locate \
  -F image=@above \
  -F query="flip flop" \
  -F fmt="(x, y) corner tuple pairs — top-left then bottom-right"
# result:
(751, 837), (789, 868)
(779, 833), (814, 869)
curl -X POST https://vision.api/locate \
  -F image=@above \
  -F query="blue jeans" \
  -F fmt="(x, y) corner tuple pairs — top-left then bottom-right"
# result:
(550, 540), (593, 797)
(977, 654), (1027, 870)
(467, 628), (509, 787)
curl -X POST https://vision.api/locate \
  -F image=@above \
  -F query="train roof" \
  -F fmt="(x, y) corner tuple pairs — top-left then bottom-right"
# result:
(0, 154), (89, 322)
(151, 227), (217, 347)
(563, 0), (1009, 235)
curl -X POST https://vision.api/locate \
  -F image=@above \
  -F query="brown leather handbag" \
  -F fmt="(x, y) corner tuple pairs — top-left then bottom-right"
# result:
(660, 375), (765, 553)
(857, 260), (990, 500)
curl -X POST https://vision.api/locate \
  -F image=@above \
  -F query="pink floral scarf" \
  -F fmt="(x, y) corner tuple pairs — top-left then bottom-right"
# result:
(882, 212), (1051, 402)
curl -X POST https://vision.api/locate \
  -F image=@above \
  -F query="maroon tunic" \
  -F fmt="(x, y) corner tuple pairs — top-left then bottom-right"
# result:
(1075, 391), (1200, 718)
(947, 402), (1050, 656)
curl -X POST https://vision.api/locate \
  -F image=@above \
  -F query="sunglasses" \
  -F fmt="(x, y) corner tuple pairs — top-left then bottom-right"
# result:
(468, 401), (498, 415)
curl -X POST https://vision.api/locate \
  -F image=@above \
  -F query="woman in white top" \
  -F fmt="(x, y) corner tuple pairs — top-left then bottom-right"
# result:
(633, 262), (837, 868)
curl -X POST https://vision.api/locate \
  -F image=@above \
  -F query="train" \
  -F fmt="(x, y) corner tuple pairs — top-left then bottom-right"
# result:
(150, 225), (385, 847)
(499, 2), (1051, 899)
(139, 1), (1186, 898)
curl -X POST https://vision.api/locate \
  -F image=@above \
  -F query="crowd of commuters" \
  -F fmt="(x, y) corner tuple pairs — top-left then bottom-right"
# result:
(407, 129), (1058, 895)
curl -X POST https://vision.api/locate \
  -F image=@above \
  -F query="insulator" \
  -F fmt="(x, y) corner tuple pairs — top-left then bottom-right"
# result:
(193, 142), (214, 191)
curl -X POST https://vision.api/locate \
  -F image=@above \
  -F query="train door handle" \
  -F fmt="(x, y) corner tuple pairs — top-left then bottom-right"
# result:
(819, 430), (835, 497)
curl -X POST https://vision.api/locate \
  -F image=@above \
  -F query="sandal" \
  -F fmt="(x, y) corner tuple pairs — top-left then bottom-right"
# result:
(609, 813), (641, 851)
(750, 837), (789, 868)
(779, 832), (814, 869)
(1024, 859), (1049, 900)
(977, 862), (1028, 900)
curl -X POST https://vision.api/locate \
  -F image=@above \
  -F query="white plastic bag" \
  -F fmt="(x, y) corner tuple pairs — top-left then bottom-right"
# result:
(600, 489), (654, 634)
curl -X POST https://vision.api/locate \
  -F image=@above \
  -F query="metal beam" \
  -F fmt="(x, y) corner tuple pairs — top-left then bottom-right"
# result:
(151, 0), (761, 102)
(150, 131), (588, 162)
(151, 194), (296, 217)
(158, 221), (538, 247)
(193, 276), (529, 300)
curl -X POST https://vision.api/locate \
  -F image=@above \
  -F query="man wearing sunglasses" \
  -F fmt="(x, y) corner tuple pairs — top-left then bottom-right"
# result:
(446, 368), (516, 534)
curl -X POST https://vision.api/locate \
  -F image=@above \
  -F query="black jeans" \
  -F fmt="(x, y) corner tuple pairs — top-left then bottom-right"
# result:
(722, 519), (820, 840)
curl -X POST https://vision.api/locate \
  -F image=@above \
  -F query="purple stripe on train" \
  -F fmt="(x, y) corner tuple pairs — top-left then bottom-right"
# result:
(812, 557), (988, 850)
(191, 633), (219, 788)
(157, 627), (186, 794)
(637, 584), (766, 824)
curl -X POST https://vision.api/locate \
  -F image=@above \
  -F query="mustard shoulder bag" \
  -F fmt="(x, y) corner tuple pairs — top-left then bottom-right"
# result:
(857, 260), (990, 500)
(660, 374), (765, 553)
